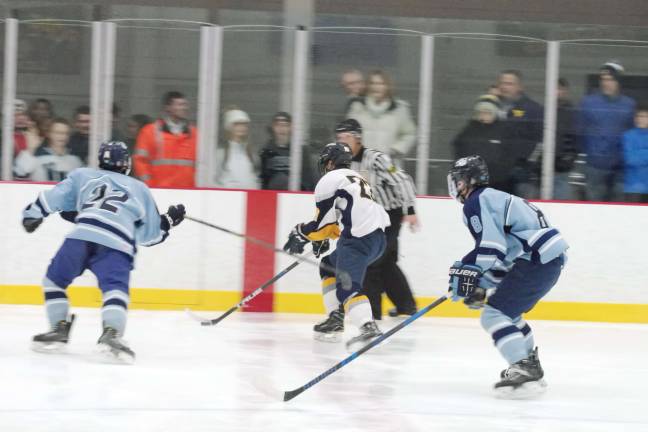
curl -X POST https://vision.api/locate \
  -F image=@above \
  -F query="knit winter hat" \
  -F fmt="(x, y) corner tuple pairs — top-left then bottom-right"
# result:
(600, 60), (625, 81)
(473, 94), (501, 117)
(223, 109), (250, 131)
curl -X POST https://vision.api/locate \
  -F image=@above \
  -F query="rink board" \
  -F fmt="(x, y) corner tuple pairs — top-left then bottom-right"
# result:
(1, 182), (647, 323)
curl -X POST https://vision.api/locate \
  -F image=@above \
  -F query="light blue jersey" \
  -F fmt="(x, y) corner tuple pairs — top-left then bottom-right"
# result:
(23, 167), (167, 256)
(461, 187), (569, 288)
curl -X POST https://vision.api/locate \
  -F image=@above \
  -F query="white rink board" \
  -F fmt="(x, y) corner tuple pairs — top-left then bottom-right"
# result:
(275, 193), (648, 304)
(2, 183), (648, 304)
(0, 183), (246, 293)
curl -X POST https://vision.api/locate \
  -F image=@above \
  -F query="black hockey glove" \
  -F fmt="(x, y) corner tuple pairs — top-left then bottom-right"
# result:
(161, 204), (186, 231)
(283, 224), (309, 255)
(312, 239), (330, 258)
(448, 261), (486, 309)
(22, 217), (43, 233)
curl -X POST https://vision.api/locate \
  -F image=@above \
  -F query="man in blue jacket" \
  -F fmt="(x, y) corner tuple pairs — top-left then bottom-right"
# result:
(578, 61), (635, 202)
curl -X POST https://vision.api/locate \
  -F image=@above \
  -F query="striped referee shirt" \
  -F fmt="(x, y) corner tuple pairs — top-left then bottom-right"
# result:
(350, 147), (417, 215)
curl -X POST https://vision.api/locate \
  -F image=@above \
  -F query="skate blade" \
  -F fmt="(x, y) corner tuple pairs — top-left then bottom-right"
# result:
(313, 331), (342, 343)
(95, 344), (135, 365)
(31, 341), (67, 354)
(494, 379), (547, 400)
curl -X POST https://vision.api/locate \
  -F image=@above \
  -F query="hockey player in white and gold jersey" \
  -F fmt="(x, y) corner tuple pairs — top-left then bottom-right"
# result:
(283, 142), (390, 350)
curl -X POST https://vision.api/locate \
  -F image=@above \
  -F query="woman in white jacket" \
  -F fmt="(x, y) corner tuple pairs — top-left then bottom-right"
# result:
(215, 109), (260, 189)
(346, 70), (417, 164)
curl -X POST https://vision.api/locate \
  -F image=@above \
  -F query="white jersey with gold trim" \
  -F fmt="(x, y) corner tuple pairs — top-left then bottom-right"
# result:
(301, 168), (390, 240)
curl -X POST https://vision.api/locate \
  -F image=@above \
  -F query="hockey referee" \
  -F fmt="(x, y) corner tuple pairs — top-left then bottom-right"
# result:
(335, 119), (419, 318)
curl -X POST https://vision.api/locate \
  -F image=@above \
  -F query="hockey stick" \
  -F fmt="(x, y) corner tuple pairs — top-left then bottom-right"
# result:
(282, 295), (449, 402)
(188, 252), (311, 326)
(186, 215), (348, 284)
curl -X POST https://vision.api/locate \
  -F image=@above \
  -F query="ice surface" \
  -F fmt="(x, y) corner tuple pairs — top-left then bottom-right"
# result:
(1, 305), (646, 432)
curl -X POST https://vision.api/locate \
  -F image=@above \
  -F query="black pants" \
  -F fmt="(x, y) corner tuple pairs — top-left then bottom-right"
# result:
(362, 208), (417, 319)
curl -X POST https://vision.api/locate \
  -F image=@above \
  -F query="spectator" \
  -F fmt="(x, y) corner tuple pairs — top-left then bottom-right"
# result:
(340, 69), (366, 114)
(28, 98), (54, 122)
(68, 105), (91, 163)
(622, 104), (648, 203)
(14, 117), (81, 181)
(259, 112), (315, 191)
(134, 91), (197, 188)
(487, 84), (501, 98)
(125, 114), (152, 153)
(552, 78), (579, 199)
(578, 60), (635, 202)
(215, 109), (259, 189)
(497, 70), (544, 196)
(453, 94), (517, 193)
(347, 70), (416, 165)
(10, 100), (44, 160)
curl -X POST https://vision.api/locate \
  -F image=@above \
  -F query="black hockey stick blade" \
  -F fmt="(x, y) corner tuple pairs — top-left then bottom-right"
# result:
(200, 259), (303, 326)
(282, 295), (448, 402)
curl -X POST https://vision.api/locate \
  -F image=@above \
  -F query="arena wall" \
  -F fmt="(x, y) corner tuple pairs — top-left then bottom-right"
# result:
(1, 182), (646, 323)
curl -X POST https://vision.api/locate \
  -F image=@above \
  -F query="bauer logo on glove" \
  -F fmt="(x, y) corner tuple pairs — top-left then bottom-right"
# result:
(448, 261), (483, 301)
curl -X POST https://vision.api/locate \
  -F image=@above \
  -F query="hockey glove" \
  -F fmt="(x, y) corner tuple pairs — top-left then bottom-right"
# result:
(448, 261), (485, 308)
(312, 239), (330, 258)
(22, 217), (43, 233)
(161, 204), (186, 231)
(283, 224), (309, 255)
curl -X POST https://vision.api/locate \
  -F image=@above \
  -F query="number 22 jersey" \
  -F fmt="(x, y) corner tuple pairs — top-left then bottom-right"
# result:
(23, 167), (167, 256)
(461, 187), (569, 288)
(301, 168), (390, 241)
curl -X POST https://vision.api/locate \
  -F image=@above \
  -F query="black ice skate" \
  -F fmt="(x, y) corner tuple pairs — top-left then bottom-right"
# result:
(97, 326), (135, 364)
(32, 314), (76, 353)
(313, 306), (345, 342)
(495, 348), (547, 399)
(387, 306), (417, 318)
(345, 321), (382, 351)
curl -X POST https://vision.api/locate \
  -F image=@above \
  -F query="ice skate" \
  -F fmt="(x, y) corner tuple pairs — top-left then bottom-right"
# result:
(32, 314), (76, 353)
(97, 326), (135, 364)
(345, 321), (382, 351)
(495, 348), (547, 399)
(387, 306), (417, 318)
(313, 306), (345, 342)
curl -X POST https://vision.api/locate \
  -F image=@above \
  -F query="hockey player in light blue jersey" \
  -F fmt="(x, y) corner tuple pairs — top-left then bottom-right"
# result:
(446, 155), (568, 398)
(22, 141), (186, 363)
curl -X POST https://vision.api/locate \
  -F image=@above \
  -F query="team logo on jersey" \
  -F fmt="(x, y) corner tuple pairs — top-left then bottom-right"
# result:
(470, 215), (482, 233)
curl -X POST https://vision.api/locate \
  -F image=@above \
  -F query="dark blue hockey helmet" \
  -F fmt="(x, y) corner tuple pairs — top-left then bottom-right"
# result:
(98, 141), (131, 175)
(319, 142), (352, 174)
(448, 155), (489, 202)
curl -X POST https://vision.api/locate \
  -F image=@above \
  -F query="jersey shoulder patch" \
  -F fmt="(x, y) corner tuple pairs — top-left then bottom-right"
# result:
(470, 215), (483, 233)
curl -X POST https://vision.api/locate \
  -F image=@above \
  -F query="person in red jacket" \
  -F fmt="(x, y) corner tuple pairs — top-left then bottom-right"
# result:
(134, 91), (197, 188)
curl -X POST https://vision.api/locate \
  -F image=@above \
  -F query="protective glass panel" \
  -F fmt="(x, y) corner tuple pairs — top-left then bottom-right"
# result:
(560, 40), (648, 203)
(14, 21), (92, 180)
(113, 19), (201, 186)
(432, 35), (547, 198)
(220, 27), (287, 191)
(310, 28), (421, 189)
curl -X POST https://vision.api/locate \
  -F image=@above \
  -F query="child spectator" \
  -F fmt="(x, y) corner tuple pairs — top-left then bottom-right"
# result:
(14, 117), (81, 181)
(622, 104), (648, 203)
